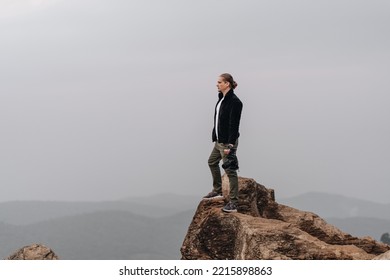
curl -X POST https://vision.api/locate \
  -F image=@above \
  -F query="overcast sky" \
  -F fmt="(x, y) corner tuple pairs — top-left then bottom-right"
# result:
(1, 0), (389, 203)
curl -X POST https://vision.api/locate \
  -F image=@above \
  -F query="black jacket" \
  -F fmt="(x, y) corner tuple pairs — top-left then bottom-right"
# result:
(212, 89), (243, 144)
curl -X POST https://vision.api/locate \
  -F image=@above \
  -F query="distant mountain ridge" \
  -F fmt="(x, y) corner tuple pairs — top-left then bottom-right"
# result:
(1, 191), (389, 259)
(0, 193), (199, 259)
(327, 217), (390, 242)
(0, 193), (199, 225)
(279, 191), (390, 219)
(0, 209), (194, 259)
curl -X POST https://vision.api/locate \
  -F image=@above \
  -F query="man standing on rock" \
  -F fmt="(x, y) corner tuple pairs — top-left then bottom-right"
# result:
(203, 73), (243, 213)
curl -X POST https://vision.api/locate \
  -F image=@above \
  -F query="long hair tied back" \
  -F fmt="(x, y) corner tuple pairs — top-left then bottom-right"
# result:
(220, 73), (238, 89)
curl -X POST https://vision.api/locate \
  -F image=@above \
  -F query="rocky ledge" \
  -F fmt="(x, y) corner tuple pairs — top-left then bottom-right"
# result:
(181, 176), (390, 260)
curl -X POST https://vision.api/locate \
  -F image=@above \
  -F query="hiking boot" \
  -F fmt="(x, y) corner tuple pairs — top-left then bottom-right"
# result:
(203, 191), (223, 200)
(222, 201), (238, 213)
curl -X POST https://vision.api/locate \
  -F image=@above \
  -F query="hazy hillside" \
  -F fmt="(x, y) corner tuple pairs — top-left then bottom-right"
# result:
(279, 192), (390, 219)
(0, 194), (199, 259)
(0, 209), (194, 260)
(2, 192), (389, 259)
(0, 193), (199, 225)
(326, 217), (390, 242)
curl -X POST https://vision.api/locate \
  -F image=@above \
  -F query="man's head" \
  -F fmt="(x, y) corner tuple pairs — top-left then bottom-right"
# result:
(217, 73), (237, 94)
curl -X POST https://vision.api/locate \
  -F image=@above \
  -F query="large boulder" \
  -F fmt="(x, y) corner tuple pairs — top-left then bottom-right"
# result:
(181, 176), (390, 260)
(6, 244), (58, 260)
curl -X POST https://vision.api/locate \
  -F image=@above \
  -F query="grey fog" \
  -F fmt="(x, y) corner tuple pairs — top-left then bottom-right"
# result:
(1, 0), (390, 204)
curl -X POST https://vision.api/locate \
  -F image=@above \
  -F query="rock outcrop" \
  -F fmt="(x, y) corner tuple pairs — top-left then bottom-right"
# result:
(372, 250), (390, 260)
(6, 244), (58, 260)
(181, 176), (390, 260)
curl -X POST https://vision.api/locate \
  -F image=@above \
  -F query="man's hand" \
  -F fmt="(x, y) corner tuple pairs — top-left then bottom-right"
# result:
(224, 144), (234, 155)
